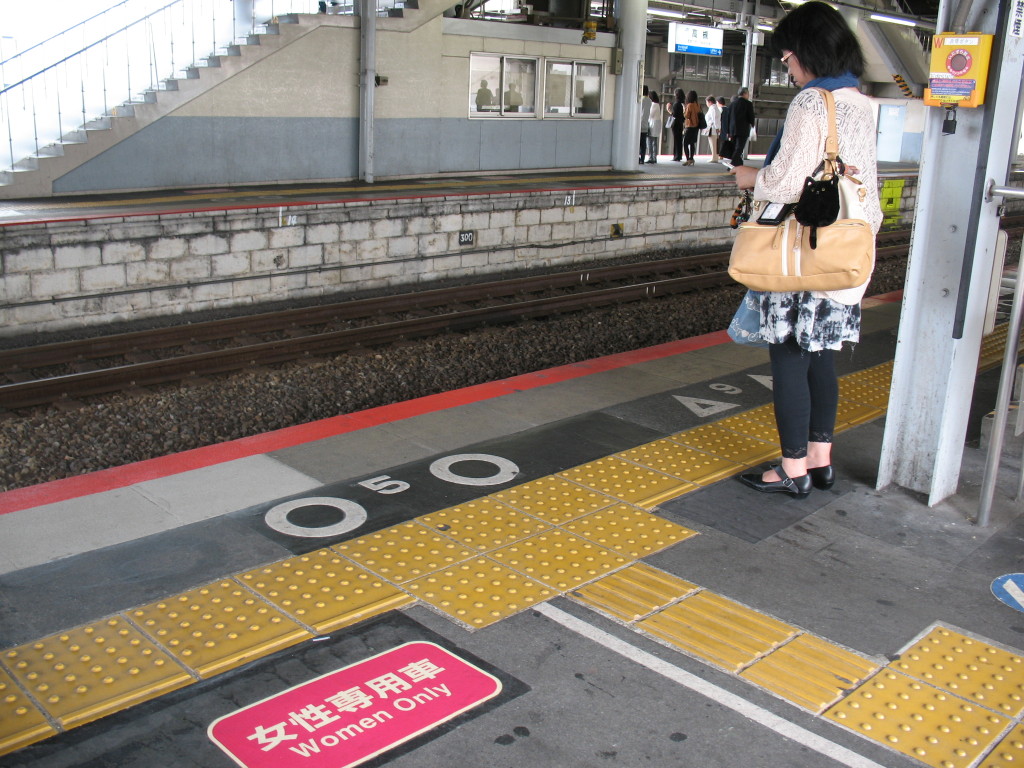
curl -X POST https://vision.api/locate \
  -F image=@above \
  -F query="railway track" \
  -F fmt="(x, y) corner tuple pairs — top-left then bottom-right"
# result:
(0, 223), (1013, 411)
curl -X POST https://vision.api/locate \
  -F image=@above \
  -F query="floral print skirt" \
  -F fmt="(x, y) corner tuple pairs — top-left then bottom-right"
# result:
(758, 291), (860, 352)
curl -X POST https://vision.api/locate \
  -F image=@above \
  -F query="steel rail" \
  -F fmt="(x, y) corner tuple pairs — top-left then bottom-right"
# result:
(0, 271), (729, 409)
(0, 251), (730, 371)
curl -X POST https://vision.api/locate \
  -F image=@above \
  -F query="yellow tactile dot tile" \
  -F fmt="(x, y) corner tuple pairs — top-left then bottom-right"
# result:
(834, 399), (885, 428)
(2, 617), (191, 729)
(826, 669), (1009, 768)
(616, 439), (744, 486)
(638, 591), (797, 672)
(490, 529), (630, 592)
(737, 403), (777, 426)
(0, 665), (57, 756)
(978, 721), (1024, 767)
(564, 503), (697, 558)
(838, 379), (891, 409)
(237, 549), (415, 634)
(843, 363), (892, 391)
(418, 498), (550, 552)
(890, 626), (1024, 718)
(740, 634), (881, 714)
(713, 414), (780, 445)
(129, 579), (311, 678)
(334, 524), (477, 583)
(568, 562), (699, 623)
(403, 557), (554, 628)
(491, 476), (618, 525)
(668, 424), (779, 467)
(558, 456), (696, 509)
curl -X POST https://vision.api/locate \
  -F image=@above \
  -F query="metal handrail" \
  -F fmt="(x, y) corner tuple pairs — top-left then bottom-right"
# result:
(0, 1), (183, 97)
(0, 0), (134, 69)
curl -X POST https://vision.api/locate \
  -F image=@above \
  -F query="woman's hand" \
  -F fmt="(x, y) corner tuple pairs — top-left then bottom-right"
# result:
(731, 165), (758, 190)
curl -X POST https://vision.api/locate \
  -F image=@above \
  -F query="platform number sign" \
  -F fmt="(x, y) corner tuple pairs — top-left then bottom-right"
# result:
(458, 231), (475, 246)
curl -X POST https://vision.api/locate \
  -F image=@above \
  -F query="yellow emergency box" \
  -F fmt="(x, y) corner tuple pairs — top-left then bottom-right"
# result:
(923, 33), (994, 107)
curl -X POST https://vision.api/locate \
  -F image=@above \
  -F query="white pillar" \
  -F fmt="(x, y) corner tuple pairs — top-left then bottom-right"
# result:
(611, 0), (647, 170)
(359, 0), (375, 183)
(877, 0), (1022, 506)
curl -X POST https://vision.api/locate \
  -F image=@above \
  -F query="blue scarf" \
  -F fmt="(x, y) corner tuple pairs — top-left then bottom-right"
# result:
(762, 72), (860, 166)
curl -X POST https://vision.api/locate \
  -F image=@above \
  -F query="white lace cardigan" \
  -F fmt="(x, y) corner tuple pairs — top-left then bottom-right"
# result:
(752, 87), (883, 306)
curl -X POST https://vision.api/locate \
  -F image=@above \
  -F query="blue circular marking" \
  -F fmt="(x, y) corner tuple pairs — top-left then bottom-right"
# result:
(990, 573), (1024, 613)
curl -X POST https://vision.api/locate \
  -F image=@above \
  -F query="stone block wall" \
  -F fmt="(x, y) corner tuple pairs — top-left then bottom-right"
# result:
(0, 175), (922, 338)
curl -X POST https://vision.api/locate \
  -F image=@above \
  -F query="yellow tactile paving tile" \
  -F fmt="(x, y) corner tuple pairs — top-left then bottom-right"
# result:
(740, 634), (881, 714)
(890, 626), (1024, 718)
(843, 362), (893, 391)
(2, 617), (192, 729)
(668, 423), (780, 467)
(568, 562), (699, 623)
(616, 439), (744, 486)
(558, 456), (697, 509)
(490, 529), (631, 593)
(834, 399), (885, 428)
(638, 591), (798, 673)
(978, 721), (1024, 767)
(334, 523), (478, 584)
(714, 413), (781, 444)
(129, 579), (311, 678)
(490, 475), (619, 525)
(403, 557), (554, 629)
(564, 503), (698, 558)
(0, 665), (58, 757)
(736, 403), (777, 426)
(418, 497), (550, 552)
(825, 669), (1009, 768)
(838, 379), (891, 409)
(237, 549), (415, 634)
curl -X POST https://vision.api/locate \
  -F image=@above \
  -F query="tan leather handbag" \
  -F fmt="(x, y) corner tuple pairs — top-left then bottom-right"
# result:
(728, 89), (874, 293)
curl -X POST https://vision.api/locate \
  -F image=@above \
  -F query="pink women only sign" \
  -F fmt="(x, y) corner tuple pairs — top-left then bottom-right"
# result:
(208, 641), (502, 768)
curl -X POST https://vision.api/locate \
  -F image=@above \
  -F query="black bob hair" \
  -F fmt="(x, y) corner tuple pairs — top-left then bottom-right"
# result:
(773, 1), (865, 78)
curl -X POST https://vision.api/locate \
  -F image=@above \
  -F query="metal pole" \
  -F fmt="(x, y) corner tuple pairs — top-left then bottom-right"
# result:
(359, 0), (375, 183)
(978, 256), (1024, 525)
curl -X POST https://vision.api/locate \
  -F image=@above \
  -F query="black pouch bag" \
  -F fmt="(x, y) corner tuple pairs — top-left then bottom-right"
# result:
(793, 171), (840, 228)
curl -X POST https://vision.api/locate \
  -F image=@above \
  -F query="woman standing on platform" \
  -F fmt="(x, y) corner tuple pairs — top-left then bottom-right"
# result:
(703, 95), (721, 163)
(668, 89), (686, 162)
(730, 1), (882, 498)
(646, 91), (662, 163)
(682, 90), (701, 165)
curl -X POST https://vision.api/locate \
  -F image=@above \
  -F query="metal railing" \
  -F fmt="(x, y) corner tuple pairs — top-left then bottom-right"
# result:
(0, 0), (383, 177)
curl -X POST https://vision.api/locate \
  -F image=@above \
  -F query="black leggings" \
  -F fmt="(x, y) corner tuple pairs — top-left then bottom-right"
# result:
(769, 338), (838, 459)
(683, 127), (699, 160)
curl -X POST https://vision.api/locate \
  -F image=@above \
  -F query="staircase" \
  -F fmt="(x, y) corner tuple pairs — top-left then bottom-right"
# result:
(0, 0), (453, 199)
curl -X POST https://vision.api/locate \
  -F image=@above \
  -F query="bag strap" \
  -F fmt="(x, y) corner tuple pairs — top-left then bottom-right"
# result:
(814, 87), (841, 177)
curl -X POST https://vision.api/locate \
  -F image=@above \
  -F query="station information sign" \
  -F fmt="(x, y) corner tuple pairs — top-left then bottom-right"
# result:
(668, 23), (723, 57)
(208, 641), (502, 768)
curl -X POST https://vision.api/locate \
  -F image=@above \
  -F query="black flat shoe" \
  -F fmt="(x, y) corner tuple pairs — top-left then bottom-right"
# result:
(737, 465), (812, 499)
(808, 465), (835, 490)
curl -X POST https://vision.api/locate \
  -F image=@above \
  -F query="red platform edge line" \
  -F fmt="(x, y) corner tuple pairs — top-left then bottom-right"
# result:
(0, 291), (902, 515)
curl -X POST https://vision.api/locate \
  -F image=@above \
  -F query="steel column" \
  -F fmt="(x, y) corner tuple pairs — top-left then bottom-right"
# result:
(359, 0), (375, 184)
(877, 0), (1024, 507)
(611, 0), (646, 170)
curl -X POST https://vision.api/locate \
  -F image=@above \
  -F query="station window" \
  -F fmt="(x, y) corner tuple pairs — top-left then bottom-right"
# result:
(470, 54), (538, 116)
(544, 60), (603, 117)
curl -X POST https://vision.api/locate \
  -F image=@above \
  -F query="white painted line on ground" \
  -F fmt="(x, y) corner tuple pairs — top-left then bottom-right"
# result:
(1005, 579), (1024, 607)
(536, 603), (889, 768)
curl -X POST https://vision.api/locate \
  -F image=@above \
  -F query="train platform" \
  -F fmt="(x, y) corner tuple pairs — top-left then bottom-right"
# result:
(0, 156), (920, 226)
(1, 289), (1023, 768)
